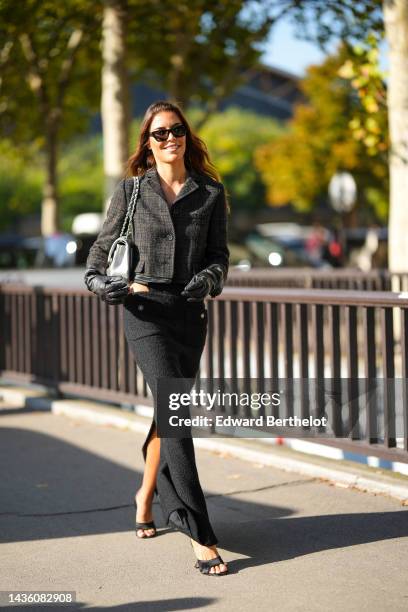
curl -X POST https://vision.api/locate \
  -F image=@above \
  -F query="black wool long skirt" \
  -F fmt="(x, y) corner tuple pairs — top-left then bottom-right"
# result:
(122, 282), (218, 546)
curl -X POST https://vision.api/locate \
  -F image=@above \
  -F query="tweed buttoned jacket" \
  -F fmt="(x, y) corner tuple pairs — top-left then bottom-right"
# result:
(85, 166), (230, 284)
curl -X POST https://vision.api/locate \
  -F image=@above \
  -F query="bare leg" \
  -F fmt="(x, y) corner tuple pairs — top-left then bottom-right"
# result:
(137, 428), (228, 572)
(135, 426), (160, 537)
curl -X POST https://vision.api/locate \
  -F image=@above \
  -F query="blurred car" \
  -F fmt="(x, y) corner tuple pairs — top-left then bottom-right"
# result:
(243, 230), (326, 268)
(228, 241), (266, 271)
(0, 234), (37, 269)
(0, 232), (93, 270)
(0, 224), (327, 276)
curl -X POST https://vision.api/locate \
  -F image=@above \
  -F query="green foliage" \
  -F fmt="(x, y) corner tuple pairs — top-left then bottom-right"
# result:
(58, 133), (104, 232)
(127, 0), (276, 109)
(191, 106), (283, 210)
(0, 108), (283, 232)
(0, 134), (104, 233)
(0, 0), (282, 233)
(276, 0), (384, 50)
(0, 0), (102, 233)
(254, 45), (389, 221)
(0, 0), (101, 145)
(338, 32), (387, 157)
(0, 140), (43, 230)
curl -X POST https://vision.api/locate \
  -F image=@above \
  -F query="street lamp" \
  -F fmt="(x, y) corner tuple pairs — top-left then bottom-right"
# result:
(328, 171), (358, 266)
(328, 171), (357, 214)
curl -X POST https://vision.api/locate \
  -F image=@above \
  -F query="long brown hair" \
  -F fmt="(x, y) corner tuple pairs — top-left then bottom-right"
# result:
(125, 100), (221, 183)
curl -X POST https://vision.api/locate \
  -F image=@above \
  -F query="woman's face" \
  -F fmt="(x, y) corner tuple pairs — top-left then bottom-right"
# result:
(147, 111), (187, 166)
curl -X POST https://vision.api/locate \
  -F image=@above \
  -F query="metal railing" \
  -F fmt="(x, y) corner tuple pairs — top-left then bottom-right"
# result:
(1, 283), (407, 463)
(226, 268), (408, 291)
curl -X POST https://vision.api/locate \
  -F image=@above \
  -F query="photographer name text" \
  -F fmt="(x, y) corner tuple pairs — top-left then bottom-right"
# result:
(168, 415), (328, 428)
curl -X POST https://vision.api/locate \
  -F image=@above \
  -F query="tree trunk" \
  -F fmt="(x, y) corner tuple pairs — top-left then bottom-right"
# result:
(41, 125), (59, 236)
(383, 0), (408, 274)
(101, 0), (130, 211)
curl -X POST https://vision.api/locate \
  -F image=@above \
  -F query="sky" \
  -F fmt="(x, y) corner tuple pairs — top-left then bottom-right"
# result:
(261, 16), (388, 77)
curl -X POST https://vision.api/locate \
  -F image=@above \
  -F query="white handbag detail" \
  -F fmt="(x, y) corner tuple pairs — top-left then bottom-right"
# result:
(106, 176), (140, 282)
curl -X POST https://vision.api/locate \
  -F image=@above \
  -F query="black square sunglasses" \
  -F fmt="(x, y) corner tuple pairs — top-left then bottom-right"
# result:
(149, 124), (187, 142)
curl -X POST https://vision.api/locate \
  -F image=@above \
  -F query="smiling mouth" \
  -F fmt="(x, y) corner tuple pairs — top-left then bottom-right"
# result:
(164, 145), (180, 150)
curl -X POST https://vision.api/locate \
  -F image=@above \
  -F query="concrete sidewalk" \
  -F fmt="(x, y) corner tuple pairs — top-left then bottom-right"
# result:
(1, 400), (408, 611)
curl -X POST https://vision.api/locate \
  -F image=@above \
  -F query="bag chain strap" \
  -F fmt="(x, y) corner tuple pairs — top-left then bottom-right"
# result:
(118, 176), (140, 240)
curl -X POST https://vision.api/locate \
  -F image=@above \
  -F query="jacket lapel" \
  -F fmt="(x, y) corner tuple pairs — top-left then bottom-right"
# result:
(144, 166), (200, 207)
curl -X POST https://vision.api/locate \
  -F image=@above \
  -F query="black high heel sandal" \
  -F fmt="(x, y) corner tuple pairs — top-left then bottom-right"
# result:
(190, 540), (228, 576)
(133, 499), (156, 538)
(194, 556), (228, 576)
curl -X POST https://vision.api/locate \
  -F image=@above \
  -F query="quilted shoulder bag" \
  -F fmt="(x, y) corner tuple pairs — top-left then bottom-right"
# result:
(106, 176), (140, 282)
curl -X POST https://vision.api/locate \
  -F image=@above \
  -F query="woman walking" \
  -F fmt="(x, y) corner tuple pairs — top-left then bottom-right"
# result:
(84, 101), (230, 576)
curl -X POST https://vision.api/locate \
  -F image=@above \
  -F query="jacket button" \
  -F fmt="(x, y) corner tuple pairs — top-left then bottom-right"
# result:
(200, 312), (205, 318)
(167, 234), (173, 240)
(138, 304), (144, 311)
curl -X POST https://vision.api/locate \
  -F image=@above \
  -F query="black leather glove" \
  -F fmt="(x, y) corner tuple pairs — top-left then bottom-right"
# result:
(181, 264), (227, 302)
(206, 263), (227, 298)
(84, 268), (129, 305)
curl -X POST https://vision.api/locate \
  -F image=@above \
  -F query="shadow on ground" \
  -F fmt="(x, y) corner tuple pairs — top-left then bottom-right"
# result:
(1, 597), (216, 611)
(1, 408), (407, 581)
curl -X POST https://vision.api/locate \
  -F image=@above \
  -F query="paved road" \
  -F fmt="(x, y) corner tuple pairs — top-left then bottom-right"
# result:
(1, 404), (407, 611)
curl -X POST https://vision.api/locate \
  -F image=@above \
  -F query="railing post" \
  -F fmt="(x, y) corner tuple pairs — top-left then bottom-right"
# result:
(401, 308), (408, 452)
(381, 307), (396, 448)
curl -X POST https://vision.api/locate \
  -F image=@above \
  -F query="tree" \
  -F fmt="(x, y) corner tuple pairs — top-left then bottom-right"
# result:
(254, 47), (389, 221)
(97, 0), (290, 205)
(269, 1), (383, 48)
(0, 132), (105, 234)
(383, 0), (408, 273)
(194, 106), (282, 212)
(127, 0), (282, 125)
(268, 0), (408, 271)
(0, 0), (292, 231)
(338, 33), (387, 158)
(0, 0), (101, 235)
(101, 0), (130, 207)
